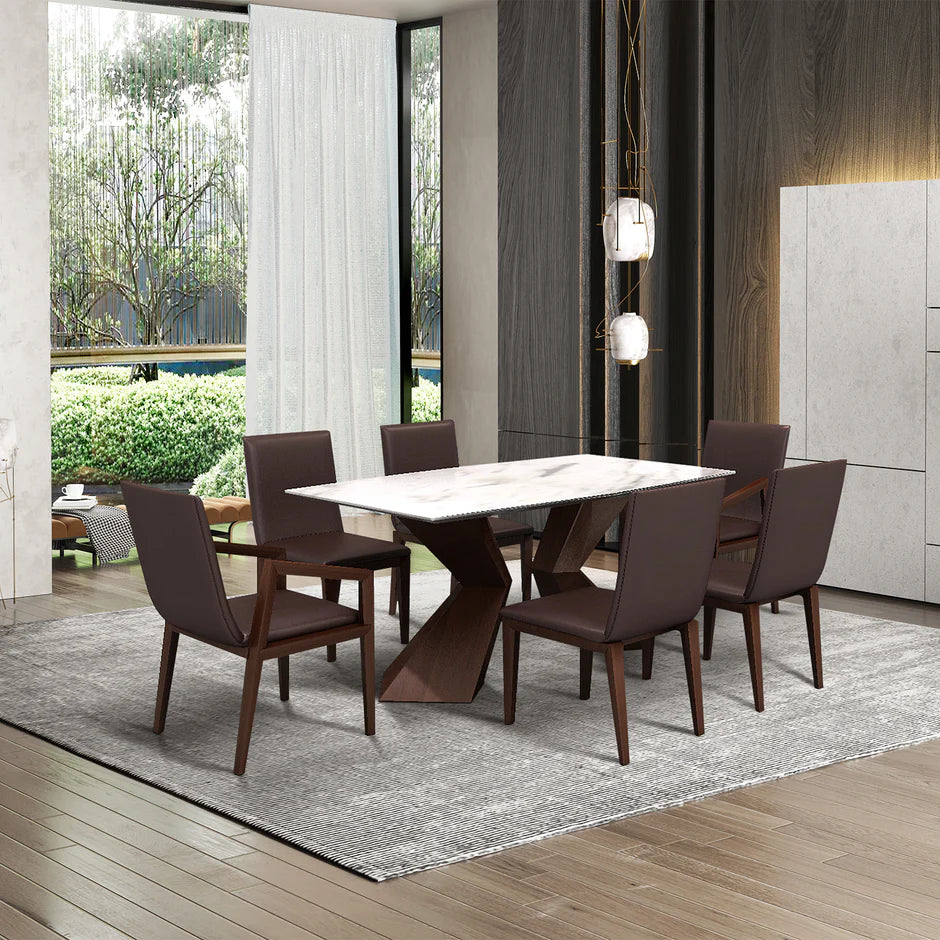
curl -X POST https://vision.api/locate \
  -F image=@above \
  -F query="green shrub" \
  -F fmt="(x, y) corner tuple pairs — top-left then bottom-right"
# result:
(190, 443), (247, 498)
(219, 364), (246, 377)
(411, 377), (441, 423)
(51, 373), (246, 484)
(52, 366), (134, 386)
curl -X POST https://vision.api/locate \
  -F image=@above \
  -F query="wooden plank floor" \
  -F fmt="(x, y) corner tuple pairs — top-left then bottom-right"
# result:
(1, 516), (939, 939)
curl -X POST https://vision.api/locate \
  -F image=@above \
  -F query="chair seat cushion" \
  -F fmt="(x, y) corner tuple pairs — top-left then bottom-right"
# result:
(489, 516), (535, 540)
(228, 590), (359, 643)
(396, 515), (533, 544)
(717, 514), (760, 547)
(502, 586), (613, 643)
(705, 558), (752, 604)
(52, 514), (87, 540)
(265, 531), (409, 569)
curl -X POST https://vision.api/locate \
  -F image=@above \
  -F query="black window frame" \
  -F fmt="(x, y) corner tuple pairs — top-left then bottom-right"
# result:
(396, 17), (443, 424)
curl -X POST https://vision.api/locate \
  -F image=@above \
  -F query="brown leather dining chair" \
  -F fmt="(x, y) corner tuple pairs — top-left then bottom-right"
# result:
(704, 419), (790, 555)
(244, 431), (411, 660)
(123, 482), (375, 776)
(380, 420), (535, 607)
(703, 419), (790, 613)
(501, 477), (725, 765)
(702, 459), (846, 712)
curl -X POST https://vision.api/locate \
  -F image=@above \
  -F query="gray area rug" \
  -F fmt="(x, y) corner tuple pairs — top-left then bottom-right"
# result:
(2, 565), (940, 880)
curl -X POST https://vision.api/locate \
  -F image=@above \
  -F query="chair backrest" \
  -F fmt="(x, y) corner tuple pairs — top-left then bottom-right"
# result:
(380, 419), (460, 476)
(243, 431), (343, 545)
(745, 459), (847, 603)
(605, 477), (725, 643)
(123, 482), (245, 646)
(701, 420), (790, 521)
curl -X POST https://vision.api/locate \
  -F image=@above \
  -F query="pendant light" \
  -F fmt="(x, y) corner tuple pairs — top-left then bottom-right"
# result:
(595, 0), (657, 366)
(608, 311), (649, 366)
(603, 195), (654, 262)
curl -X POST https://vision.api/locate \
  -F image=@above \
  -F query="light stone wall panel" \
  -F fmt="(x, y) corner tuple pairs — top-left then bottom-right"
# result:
(928, 179), (940, 308)
(805, 180), (926, 470)
(0, 2), (51, 599)
(821, 464), (924, 601)
(779, 186), (807, 459)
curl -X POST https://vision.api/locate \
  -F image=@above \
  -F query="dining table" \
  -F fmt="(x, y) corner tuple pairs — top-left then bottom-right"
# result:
(288, 453), (732, 704)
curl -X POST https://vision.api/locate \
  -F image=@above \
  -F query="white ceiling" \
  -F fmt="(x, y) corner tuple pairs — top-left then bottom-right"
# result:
(217, 0), (494, 21)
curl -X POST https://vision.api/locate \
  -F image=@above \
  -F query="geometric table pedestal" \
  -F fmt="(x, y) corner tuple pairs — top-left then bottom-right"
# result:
(379, 516), (511, 703)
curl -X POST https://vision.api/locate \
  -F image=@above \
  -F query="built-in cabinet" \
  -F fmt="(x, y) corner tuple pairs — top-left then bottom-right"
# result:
(781, 179), (935, 601)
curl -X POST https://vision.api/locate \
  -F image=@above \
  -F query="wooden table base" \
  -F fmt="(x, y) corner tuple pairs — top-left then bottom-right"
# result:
(380, 496), (629, 703)
(380, 516), (511, 702)
(533, 495), (629, 597)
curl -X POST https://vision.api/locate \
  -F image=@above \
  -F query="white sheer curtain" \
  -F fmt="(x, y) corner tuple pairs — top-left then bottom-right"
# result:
(247, 6), (400, 481)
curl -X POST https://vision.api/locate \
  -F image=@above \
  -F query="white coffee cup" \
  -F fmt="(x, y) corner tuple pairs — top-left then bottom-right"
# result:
(62, 484), (84, 498)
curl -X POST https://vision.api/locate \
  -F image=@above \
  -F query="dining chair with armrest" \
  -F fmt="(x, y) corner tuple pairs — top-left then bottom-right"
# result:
(704, 419), (791, 551)
(380, 420), (535, 606)
(500, 477), (725, 765)
(123, 482), (375, 775)
(702, 459), (846, 712)
(244, 430), (410, 661)
(703, 420), (791, 614)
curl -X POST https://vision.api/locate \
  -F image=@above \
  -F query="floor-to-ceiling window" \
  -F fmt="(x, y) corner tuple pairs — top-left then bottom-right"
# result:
(48, 2), (249, 509)
(398, 20), (442, 423)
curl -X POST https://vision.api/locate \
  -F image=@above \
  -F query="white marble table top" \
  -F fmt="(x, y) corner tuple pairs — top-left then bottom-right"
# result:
(287, 454), (733, 523)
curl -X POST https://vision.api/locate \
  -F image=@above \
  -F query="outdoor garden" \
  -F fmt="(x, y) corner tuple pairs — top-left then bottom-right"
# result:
(48, 6), (441, 503)
(50, 365), (442, 499)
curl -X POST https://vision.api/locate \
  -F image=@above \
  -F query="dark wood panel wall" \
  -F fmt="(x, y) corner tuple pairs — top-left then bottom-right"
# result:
(497, 0), (591, 527)
(498, 0), (712, 485)
(497, 0), (589, 445)
(714, 0), (940, 424)
(498, 0), (940, 466)
(638, 0), (712, 463)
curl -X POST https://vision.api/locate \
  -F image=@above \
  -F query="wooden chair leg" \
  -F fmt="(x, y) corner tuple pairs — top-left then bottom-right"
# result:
(388, 561), (399, 616)
(277, 656), (289, 701)
(398, 557), (410, 644)
(641, 639), (654, 679)
(743, 603), (764, 712)
(579, 649), (593, 700)
(521, 534), (533, 601)
(771, 600), (780, 614)
(703, 605), (716, 660)
(803, 584), (823, 689)
(323, 578), (340, 661)
(234, 651), (264, 775)
(679, 621), (705, 735)
(503, 624), (520, 724)
(604, 643), (629, 765)
(360, 629), (375, 735)
(388, 532), (404, 616)
(153, 625), (179, 734)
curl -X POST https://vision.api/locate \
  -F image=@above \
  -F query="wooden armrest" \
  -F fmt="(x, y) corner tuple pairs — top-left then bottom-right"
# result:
(249, 562), (374, 645)
(213, 542), (285, 560)
(268, 559), (373, 582)
(721, 477), (768, 512)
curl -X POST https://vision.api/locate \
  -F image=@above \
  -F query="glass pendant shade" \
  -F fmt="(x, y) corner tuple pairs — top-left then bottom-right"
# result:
(603, 197), (655, 262)
(609, 313), (649, 365)
(0, 420), (17, 469)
